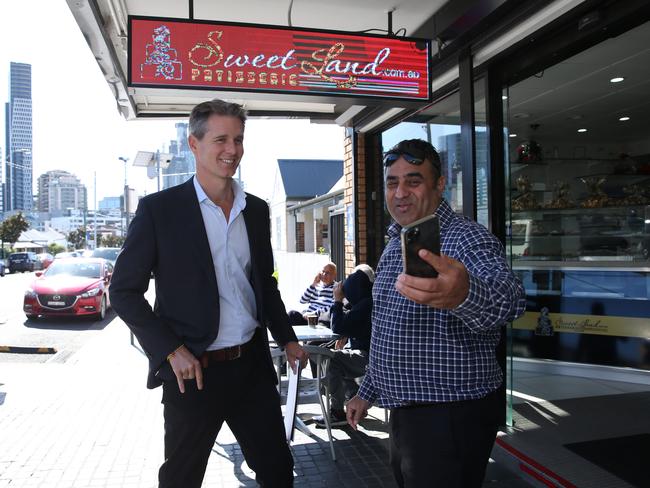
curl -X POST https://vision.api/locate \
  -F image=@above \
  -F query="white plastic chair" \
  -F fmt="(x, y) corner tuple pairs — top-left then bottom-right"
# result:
(271, 345), (337, 461)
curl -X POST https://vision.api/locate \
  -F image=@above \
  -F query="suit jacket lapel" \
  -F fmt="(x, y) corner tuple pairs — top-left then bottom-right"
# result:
(242, 198), (258, 279)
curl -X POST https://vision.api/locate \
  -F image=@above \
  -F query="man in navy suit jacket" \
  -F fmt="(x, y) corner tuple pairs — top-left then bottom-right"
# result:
(110, 99), (307, 488)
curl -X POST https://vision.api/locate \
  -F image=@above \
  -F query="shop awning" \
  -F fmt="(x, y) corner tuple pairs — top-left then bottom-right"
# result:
(64, 0), (449, 128)
(13, 242), (44, 250)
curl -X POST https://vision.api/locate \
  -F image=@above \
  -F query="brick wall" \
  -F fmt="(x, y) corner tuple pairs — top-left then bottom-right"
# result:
(295, 222), (304, 252)
(343, 132), (370, 277)
(316, 221), (327, 250)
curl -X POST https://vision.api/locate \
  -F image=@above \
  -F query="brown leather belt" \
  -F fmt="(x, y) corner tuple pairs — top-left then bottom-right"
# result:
(200, 338), (255, 367)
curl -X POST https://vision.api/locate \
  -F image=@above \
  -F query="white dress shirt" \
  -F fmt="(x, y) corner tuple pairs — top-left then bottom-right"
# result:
(193, 176), (259, 349)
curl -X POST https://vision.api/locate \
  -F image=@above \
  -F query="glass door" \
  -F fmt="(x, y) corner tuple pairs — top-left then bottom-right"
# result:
(504, 20), (650, 372)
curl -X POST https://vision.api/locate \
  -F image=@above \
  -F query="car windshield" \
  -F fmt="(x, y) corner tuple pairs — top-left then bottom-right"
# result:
(11, 253), (28, 259)
(55, 252), (78, 259)
(45, 261), (101, 278)
(91, 249), (120, 261)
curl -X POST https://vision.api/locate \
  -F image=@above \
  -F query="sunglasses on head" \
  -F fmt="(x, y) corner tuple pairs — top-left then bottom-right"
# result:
(383, 151), (424, 167)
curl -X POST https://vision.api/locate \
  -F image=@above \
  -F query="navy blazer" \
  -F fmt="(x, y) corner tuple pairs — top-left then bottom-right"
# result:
(110, 178), (297, 388)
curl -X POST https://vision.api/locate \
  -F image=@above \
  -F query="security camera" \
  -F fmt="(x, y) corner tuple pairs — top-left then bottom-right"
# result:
(157, 153), (173, 168)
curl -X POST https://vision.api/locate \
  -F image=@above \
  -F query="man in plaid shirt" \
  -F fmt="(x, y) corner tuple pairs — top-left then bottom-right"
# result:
(346, 139), (526, 488)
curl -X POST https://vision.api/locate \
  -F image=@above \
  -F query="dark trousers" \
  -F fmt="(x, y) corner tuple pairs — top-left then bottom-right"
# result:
(326, 349), (368, 410)
(389, 389), (500, 488)
(158, 350), (293, 488)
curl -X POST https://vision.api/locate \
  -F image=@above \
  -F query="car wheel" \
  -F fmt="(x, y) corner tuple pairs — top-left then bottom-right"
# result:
(25, 314), (38, 320)
(95, 296), (107, 321)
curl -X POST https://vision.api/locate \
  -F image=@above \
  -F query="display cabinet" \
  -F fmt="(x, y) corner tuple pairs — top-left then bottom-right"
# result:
(509, 157), (650, 263)
(507, 156), (650, 370)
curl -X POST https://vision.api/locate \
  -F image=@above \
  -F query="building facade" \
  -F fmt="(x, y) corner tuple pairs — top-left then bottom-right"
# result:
(4, 62), (33, 212)
(162, 122), (194, 190)
(98, 196), (121, 211)
(343, 2), (650, 382)
(37, 170), (87, 213)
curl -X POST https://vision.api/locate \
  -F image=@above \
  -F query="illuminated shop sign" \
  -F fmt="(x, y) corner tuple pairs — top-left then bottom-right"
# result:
(128, 17), (431, 101)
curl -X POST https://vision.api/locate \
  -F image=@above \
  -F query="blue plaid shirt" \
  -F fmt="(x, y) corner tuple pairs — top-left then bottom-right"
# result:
(357, 199), (526, 407)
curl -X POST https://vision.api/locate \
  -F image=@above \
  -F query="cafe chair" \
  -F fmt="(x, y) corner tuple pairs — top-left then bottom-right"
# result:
(300, 345), (337, 460)
(271, 345), (337, 461)
(270, 347), (285, 395)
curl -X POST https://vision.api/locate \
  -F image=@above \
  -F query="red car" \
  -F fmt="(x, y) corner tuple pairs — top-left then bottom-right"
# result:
(36, 252), (54, 269)
(23, 258), (113, 321)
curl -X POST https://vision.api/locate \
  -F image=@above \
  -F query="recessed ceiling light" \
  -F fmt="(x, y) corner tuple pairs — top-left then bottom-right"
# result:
(610, 77), (625, 83)
(619, 116), (630, 121)
(509, 133), (517, 138)
(577, 128), (587, 133)
(502, 95), (508, 100)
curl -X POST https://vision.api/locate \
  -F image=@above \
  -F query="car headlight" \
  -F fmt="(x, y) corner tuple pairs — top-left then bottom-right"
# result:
(24, 289), (37, 299)
(80, 287), (102, 298)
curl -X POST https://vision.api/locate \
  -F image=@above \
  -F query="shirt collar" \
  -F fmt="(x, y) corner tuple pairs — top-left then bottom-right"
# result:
(193, 175), (247, 210)
(387, 198), (454, 240)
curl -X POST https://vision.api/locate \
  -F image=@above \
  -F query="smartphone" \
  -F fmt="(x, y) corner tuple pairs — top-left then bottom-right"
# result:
(400, 214), (440, 277)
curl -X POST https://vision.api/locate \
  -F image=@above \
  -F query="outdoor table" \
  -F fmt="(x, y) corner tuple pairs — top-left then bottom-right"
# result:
(268, 324), (338, 344)
(292, 325), (338, 342)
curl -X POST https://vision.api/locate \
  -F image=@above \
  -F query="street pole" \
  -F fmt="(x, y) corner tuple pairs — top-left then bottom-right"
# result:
(156, 150), (161, 192)
(93, 171), (97, 247)
(118, 156), (129, 236)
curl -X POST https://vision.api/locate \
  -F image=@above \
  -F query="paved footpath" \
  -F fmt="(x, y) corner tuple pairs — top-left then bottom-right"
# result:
(0, 318), (530, 487)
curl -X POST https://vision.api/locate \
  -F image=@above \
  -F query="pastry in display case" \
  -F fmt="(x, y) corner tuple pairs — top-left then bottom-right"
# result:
(620, 184), (648, 206)
(512, 175), (540, 211)
(580, 176), (610, 208)
(509, 156), (650, 263)
(545, 181), (573, 209)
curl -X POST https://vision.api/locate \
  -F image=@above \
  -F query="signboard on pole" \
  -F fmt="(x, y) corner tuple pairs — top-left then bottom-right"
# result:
(129, 16), (431, 101)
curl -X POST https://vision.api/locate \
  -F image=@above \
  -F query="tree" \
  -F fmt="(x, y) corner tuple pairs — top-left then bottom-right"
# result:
(47, 243), (66, 256)
(101, 234), (125, 248)
(0, 212), (30, 258)
(67, 227), (87, 250)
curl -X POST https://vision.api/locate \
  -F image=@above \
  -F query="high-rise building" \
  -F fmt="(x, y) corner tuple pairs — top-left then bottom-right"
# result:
(0, 148), (4, 213)
(162, 122), (194, 190)
(37, 170), (87, 214)
(98, 196), (122, 211)
(4, 62), (33, 212)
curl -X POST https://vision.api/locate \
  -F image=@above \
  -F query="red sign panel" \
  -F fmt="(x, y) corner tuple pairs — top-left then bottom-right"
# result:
(128, 17), (431, 101)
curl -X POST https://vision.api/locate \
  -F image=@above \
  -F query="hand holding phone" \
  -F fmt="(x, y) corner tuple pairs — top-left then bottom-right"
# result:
(400, 215), (440, 278)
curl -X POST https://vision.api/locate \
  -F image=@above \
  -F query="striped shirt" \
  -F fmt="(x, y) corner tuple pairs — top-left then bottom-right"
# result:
(357, 199), (526, 408)
(299, 282), (335, 314)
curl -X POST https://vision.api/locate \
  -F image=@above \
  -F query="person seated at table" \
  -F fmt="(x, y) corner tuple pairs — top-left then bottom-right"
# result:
(314, 264), (374, 427)
(287, 262), (337, 325)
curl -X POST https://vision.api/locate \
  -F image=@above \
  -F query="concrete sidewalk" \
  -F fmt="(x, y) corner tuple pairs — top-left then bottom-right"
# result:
(0, 318), (530, 487)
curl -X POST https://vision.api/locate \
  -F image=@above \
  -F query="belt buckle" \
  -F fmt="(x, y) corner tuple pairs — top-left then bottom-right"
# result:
(229, 345), (242, 360)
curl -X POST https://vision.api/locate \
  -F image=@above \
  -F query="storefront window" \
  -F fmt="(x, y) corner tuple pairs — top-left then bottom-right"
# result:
(382, 92), (464, 214)
(505, 20), (650, 370)
(474, 79), (488, 227)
